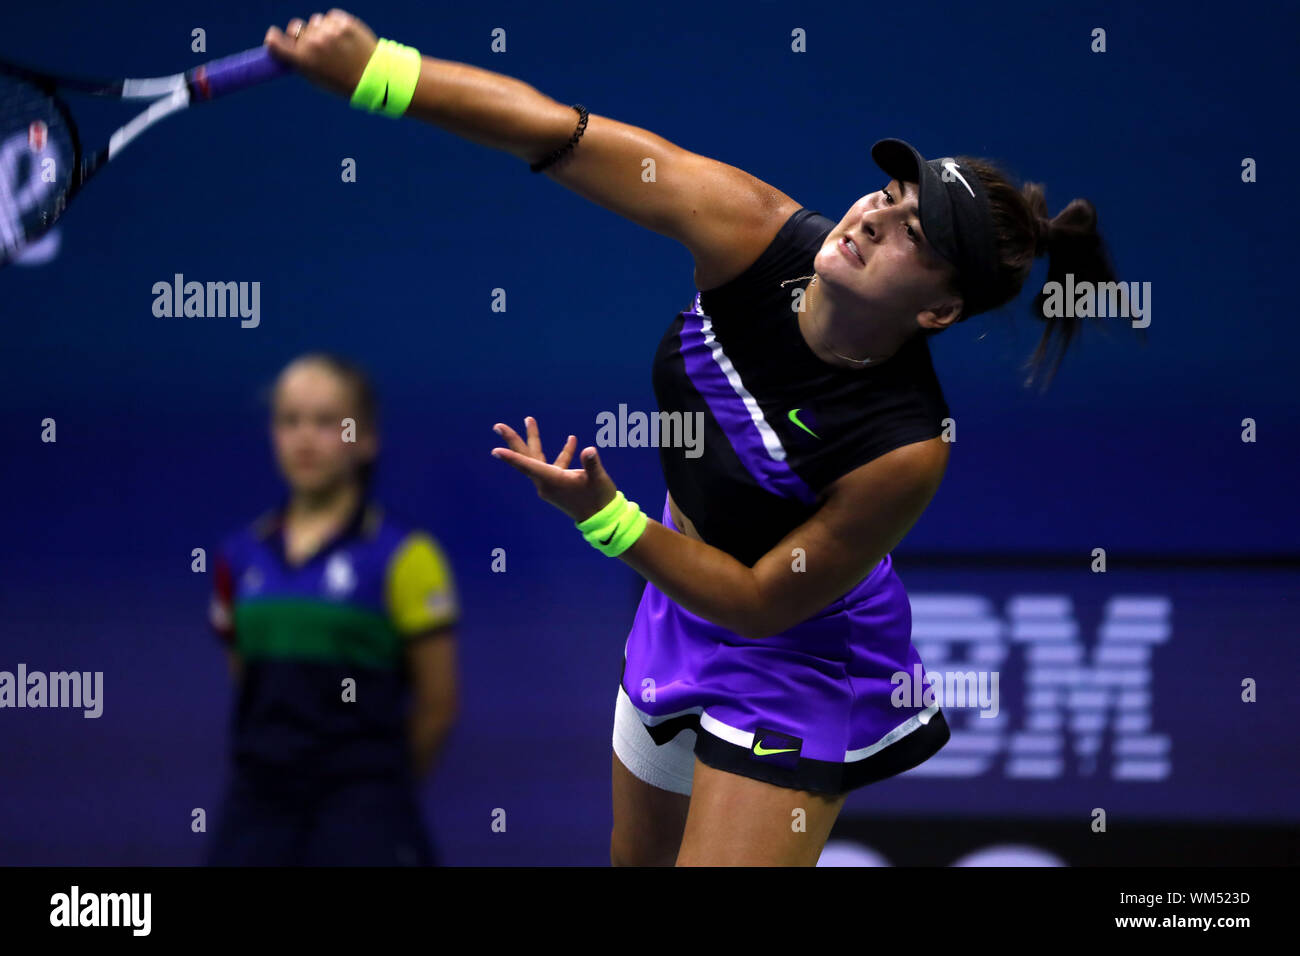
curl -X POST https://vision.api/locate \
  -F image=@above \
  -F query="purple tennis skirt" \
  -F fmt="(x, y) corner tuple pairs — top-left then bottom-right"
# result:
(619, 493), (950, 794)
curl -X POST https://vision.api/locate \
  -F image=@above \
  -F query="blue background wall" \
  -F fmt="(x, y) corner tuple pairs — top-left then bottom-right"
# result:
(1, 0), (1296, 865)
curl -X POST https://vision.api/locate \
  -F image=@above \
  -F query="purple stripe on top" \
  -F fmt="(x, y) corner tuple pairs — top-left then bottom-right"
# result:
(678, 293), (816, 505)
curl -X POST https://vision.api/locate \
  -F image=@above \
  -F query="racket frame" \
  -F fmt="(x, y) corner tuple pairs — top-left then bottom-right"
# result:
(0, 48), (288, 262)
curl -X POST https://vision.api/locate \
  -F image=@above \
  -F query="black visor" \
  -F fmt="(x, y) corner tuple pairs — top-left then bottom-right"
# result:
(870, 138), (1000, 318)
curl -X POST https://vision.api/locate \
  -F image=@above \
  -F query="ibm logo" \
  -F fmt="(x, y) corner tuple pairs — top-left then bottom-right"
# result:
(908, 594), (1172, 781)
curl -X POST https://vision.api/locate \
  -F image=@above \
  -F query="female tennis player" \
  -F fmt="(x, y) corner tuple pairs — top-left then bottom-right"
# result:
(265, 11), (1116, 866)
(207, 353), (460, 865)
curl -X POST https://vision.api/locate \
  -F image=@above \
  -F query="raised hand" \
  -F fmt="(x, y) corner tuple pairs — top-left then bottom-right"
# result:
(491, 416), (619, 523)
(264, 9), (379, 97)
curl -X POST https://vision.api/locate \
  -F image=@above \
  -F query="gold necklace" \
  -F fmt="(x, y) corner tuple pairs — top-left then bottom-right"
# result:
(781, 274), (879, 366)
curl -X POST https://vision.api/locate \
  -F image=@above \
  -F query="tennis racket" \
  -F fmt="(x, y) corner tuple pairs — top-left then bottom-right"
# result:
(0, 45), (291, 268)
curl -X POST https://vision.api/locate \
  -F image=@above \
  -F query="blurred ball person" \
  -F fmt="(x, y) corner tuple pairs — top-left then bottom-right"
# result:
(207, 354), (460, 865)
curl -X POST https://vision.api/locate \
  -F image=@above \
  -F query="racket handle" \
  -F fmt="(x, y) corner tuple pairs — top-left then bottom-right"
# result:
(191, 46), (292, 100)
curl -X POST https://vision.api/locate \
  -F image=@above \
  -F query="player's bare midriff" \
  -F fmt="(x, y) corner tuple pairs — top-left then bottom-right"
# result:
(666, 491), (702, 540)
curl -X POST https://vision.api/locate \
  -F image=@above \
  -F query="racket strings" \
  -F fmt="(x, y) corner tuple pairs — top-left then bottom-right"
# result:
(0, 76), (74, 259)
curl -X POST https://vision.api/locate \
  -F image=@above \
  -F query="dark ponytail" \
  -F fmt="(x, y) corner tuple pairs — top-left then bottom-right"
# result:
(1023, 185), (1119, 391)
(950, 157), (1119, 392)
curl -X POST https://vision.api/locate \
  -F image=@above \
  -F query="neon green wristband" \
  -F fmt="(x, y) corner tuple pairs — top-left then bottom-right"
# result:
(575, 491), (648, 557)
(603, 506), (647, 556)
(378, 39), (421, 116)
(349, 38), (421, 117)
(350, 42), (390, 111)
(575, 491), (625, 535)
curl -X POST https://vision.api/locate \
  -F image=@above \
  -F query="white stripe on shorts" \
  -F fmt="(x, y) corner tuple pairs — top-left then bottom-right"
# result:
(612, 683), (697, 795)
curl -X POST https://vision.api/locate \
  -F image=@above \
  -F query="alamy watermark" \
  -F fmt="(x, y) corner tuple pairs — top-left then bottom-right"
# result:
(892, 663), (1000, 718)
(151, 273), (259, 327)
(1041, 273), (1150, 328)
(0, 664), (102, 718)
(595, 404), (704, 458)
(49, 886), (150, 935)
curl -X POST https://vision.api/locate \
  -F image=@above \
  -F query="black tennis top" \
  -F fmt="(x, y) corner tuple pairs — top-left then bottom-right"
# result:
(650, 206), (951, 566)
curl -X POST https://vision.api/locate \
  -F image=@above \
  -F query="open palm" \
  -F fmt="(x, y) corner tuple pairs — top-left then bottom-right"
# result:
(491, 416), (618, 523)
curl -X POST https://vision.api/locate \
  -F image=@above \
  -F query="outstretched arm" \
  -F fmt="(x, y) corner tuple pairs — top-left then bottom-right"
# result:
(618, 439), (949, 639)
(492, 417), (950, 640)
(265, 9), (800, 289)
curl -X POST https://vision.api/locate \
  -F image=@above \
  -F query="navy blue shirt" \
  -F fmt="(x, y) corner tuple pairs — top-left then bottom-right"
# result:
(652, 207), (951, 566)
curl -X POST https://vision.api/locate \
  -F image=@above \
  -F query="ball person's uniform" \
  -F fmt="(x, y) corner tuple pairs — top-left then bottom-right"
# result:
(207, 500), (458, 865)
(615, 207), (951, 795)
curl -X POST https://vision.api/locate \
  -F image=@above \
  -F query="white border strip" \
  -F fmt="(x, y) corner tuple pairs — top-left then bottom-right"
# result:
(624, 678), (942, 765)
(694, 295), (789, 463)
(121, 74), (187, 99)
(107, 87), (191, 160)
(844, 705), (941, 761)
